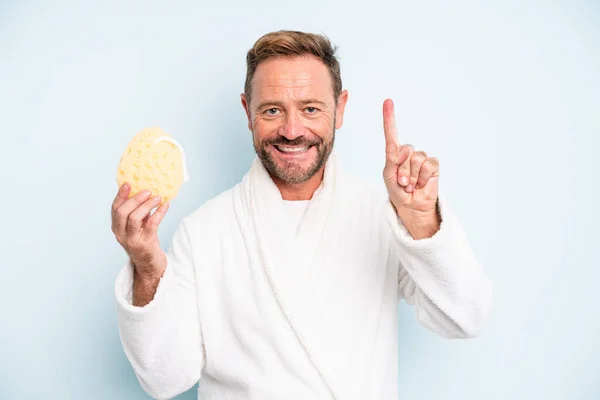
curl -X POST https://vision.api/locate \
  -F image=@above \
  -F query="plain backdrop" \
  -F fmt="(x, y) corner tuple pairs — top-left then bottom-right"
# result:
(1, 1), (599, 399)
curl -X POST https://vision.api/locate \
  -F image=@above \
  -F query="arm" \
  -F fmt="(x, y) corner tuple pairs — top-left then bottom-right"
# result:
(114, 220), (205, 399)
(388, 196), (492, 339)
(380, 98), (491, 338)
(131, 251), (167, 307)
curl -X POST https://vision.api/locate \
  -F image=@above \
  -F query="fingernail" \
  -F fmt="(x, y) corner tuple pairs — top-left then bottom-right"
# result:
(405, 185), (413, 192)
(141, 190), (151, 197)
(399, 176), (408, 186)
(153, 196), (161, 203)
(122, 182), (129, 191)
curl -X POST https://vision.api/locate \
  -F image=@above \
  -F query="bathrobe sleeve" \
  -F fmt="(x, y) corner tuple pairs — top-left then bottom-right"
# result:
(114, 220), (204, 399)
(387, 195), (492, 339)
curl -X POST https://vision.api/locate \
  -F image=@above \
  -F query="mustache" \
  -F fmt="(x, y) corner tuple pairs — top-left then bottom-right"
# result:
(263, 136), (322, 147)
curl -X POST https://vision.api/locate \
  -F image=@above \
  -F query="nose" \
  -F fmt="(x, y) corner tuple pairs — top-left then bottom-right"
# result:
(278, 110), (304, 140)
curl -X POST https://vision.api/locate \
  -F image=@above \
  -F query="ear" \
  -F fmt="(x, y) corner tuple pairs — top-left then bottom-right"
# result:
(240, 93), (252, 131)
(334, 90), (349, 130)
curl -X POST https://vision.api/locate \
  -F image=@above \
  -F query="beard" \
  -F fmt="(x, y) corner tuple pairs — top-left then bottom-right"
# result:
(253, 127), (335, 185)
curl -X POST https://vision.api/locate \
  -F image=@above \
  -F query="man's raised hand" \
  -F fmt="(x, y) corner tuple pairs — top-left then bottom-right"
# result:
(382, 98), (440, 216)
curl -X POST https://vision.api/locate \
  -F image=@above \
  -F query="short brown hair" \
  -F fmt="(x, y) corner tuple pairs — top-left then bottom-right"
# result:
(244, 30), (342, 105)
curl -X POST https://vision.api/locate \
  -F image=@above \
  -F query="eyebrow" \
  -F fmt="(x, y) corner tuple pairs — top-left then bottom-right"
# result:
(256, 99), (328, 110)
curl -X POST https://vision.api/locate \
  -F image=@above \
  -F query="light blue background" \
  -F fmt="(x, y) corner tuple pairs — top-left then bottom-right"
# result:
(1, 1), (598, 399)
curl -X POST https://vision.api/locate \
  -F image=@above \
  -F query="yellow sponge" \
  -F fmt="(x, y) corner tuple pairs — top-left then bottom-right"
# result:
(116, 127), (189, 204)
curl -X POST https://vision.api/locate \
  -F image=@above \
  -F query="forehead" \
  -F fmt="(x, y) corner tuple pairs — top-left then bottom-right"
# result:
(250, 55), (333, 104)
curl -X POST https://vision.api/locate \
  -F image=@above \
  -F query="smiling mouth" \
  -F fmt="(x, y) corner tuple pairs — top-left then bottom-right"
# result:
(273, 144), (313, 154)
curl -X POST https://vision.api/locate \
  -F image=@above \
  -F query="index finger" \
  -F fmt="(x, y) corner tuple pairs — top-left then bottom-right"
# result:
(383, 98), (399, 147)
(112, 182), (131, 215)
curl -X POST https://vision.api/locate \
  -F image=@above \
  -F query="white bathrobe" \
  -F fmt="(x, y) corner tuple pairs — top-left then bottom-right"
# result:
(114, 151), (492, 400)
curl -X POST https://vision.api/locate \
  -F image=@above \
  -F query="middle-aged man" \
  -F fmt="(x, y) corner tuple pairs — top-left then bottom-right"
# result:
(112, 30), (492, 400)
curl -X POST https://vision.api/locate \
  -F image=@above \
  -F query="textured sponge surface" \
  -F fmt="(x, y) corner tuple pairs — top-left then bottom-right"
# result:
(117, 127), (187, 203)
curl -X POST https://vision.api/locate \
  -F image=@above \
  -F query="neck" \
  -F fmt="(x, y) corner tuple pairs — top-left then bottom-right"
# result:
(272, 167), (325, 201)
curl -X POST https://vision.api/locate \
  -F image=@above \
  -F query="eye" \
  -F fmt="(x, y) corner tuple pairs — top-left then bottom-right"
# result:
(266, 108), (280, 116)
(305, 107), (318, 114)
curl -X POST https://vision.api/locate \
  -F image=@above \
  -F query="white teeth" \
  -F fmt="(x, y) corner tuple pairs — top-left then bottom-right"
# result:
(276, 145), (309, 153)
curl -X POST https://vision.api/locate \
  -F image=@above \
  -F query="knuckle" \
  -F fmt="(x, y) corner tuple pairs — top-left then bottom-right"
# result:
(412, 152), (426, 162)
(410, 160), (422, 171)
(135, 191), (150, 201)
(426, 161), (438, 173)
(115, 208), (128, 219)
(129, 213), (142, 224)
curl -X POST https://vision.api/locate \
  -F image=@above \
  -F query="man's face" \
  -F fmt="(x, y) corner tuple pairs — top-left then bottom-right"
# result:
(241, 55), (348, 184)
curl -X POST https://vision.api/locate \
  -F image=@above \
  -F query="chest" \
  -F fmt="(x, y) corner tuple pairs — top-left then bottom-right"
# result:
(190, 205), (400, 399)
